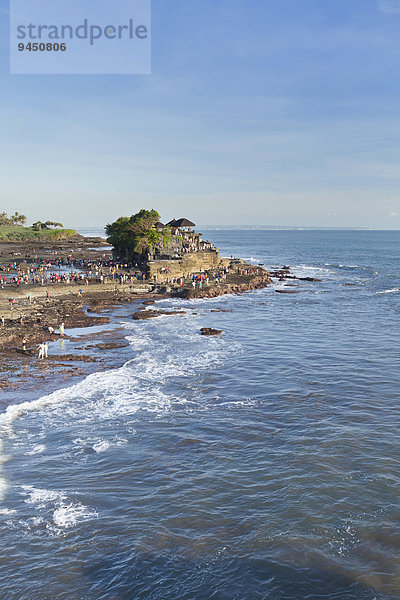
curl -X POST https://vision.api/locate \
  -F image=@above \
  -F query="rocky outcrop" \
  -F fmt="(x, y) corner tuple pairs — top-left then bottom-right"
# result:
(148, 250), (221, 282)
(200, 328), (223, 336)
(298, 277), (322, 282)
(179, 273), (272, 299)
(132, 309), (186, 321)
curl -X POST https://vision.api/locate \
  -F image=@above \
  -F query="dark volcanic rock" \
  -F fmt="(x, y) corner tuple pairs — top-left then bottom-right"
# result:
(132, 309), (186, 321)
(200, 327), (223, 336)
(47, 354), (99, 363)
(275, 289), (300, 294)
(298, 277), (322, 282)
(94, 341), (129, 350)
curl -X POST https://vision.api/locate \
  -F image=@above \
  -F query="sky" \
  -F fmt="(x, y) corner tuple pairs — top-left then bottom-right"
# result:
(1, 0), (400, 228)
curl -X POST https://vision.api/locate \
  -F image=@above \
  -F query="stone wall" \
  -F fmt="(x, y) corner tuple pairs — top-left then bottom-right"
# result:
(148, 250), (221, 280)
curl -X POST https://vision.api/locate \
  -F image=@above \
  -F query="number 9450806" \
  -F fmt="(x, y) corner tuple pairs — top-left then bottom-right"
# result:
(18, 42), (67, 51)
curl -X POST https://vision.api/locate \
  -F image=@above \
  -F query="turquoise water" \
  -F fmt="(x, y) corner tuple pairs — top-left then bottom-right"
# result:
(0, 230), (399, 599)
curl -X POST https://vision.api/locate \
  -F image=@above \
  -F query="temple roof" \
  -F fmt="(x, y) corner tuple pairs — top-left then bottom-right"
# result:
(173, 218), (196, 228)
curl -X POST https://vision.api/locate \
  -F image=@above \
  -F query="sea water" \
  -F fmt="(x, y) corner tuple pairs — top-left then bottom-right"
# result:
(0, 230), (399, 600)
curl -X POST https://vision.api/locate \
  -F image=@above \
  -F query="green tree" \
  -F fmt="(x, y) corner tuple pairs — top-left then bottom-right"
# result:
(106, 209), (171, 259)
(12, 212), (27, 226)
(0, 211), (26, 226)
(45, 221), (64, 229)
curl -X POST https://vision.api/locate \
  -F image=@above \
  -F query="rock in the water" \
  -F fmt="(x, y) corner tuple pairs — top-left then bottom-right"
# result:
(298, 277), (322, 282)
(94, 341), (129, 350)
(132, 309), (186, 320)
(200, 327), (223, 336)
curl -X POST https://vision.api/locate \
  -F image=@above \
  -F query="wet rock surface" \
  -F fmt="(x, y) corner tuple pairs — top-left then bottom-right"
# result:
(132, 309), (187, 320)
(200, 327), (224, 336)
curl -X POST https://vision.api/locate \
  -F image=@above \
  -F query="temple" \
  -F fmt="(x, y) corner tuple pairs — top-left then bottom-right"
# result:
(146, 217), (222, 281)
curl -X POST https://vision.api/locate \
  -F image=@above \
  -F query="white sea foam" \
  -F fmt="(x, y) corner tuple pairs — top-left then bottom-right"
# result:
(22, 486), (66, 507)
(375, 288), (400, 295)
(53, 503), (97, 528)
(0, 299), (232, 436)
(20, 485), (97, 532)
(0, 439), (7, 501)
(25, 444), (46, 455)
(292, 264), (333, 277)
(93, 438), (127, 452)
(92, 440), (111, 453)
(325, 263), (359, 269)
(241, 256), (263, 264)
(0, 296), (235, 511)
(0, 508), (16, 516)
(72, 436), (128, 457)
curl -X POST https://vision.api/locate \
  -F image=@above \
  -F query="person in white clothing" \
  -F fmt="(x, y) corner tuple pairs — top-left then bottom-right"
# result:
(37, 343), (44, 360)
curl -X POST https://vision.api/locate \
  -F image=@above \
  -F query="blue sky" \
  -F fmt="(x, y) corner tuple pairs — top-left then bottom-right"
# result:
(1, 0), (400, 228)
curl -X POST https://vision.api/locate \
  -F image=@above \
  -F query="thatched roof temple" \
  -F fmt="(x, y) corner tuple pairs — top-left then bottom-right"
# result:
(166, 218), (196, 229)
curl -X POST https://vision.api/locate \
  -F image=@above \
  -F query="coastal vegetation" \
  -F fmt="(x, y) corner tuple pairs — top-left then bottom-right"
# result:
(0, 226), (77, 241)
(106, 209), (171, 259)
(0, 211), (77, 241)
(0, 211), (27, 226)
(32, 220), (64, 231)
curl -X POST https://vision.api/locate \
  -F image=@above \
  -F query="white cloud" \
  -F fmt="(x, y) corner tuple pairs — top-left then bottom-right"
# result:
(378, 0), (400, 14)
(390, 211), (399, 216)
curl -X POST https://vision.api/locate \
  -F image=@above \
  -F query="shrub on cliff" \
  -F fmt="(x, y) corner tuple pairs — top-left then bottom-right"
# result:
(106, 209), (171, 259)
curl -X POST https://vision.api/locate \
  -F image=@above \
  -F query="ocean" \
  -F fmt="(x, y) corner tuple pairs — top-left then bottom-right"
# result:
(0, 230), (399, 600)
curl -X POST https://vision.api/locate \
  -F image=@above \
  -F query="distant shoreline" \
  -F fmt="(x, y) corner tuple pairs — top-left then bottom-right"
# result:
(73, 226), (400, 234)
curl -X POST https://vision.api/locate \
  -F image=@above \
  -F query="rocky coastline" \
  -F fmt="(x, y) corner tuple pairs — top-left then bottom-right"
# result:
(0, 265), (271, 353)
(0, 236), (321, 396)
(0, 268), (273, 394)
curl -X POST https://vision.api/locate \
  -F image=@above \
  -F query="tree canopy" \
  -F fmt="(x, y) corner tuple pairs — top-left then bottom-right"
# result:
(106, 209), (171, 258)
(0, 211), (27, 226)
(32, 221), (64, 231)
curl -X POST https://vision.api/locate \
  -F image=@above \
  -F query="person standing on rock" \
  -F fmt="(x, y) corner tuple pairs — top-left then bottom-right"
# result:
(59, 322), (65, 337)
(22, 337), (27, 352)
(43, 342), (48, 358)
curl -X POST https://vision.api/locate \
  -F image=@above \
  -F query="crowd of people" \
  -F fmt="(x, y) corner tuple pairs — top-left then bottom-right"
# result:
(180, 235), (216, 255)
(0, 255), (152, 288)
